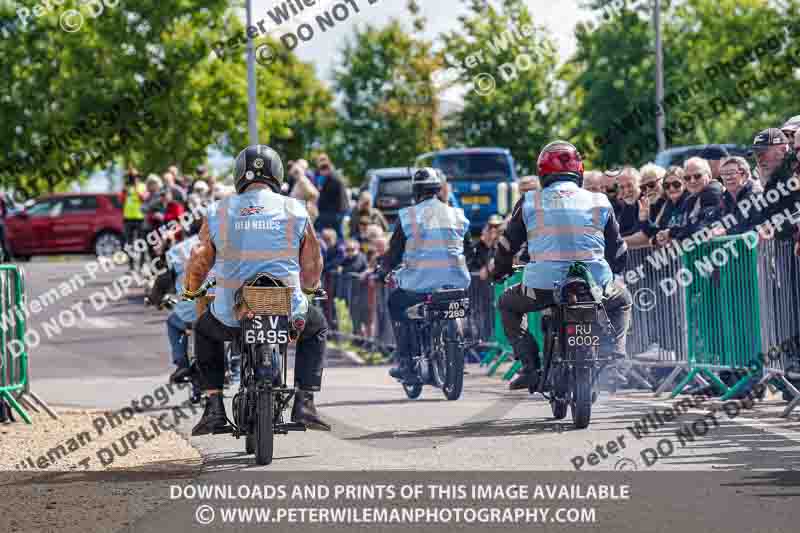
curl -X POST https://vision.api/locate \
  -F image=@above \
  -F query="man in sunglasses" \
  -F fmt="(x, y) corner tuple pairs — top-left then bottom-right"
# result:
(659, 157), (722, 243)
(749, 128), (800, 243)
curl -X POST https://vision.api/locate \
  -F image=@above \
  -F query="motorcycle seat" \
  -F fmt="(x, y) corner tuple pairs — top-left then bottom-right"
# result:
(430, 288), (468, 304)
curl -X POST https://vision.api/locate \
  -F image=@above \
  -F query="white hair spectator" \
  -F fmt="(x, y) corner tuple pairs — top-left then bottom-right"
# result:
(619, 166), (642, 185)
(145, 174), (163, 190)
(683, 156), (712, 177)
(639, 163), (666, 182)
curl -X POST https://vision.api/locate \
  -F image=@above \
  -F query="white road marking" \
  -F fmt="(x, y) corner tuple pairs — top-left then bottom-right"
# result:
(75, 317), (132, 329)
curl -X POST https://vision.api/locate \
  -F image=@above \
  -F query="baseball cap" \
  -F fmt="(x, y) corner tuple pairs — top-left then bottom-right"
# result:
(487, 214), (503, 226)
(781, 115), (800, 135)
(752, 128), (789, 150)
(699, 144), (729, 160)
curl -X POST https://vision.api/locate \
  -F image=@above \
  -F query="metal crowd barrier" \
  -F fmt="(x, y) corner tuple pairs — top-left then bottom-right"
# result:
(0, 264), (31, 423)
(322, 271), (498, 357)
(322, 240), (800, 409)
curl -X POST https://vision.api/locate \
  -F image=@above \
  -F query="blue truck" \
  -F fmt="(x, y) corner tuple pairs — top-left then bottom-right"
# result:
(415, 147), (520, 233)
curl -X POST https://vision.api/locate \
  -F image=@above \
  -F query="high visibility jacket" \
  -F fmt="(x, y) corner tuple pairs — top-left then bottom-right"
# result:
(123, 183), (146, 220)
(395, 197), (470, 293)
(206, 189), (309, 327)
(522, 181), (613, 289)
(167, 235), (202, 324)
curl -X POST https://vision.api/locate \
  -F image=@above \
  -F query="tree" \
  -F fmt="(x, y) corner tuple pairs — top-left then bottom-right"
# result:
(440, 0), (561, 175)
(569, 0), (800, 168)
(0, 1), (333, 198)
(329, 0), (442, 183)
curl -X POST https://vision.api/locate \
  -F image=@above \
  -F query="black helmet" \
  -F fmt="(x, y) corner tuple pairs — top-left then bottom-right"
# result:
(412, 167), (444, 201)
(233, 145), (284, 194)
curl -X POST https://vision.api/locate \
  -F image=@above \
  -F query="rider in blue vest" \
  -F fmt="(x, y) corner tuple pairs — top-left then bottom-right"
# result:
(492, 141), (633, 391)
(379, 168), (474, 382)
(183, 145), (330, 435)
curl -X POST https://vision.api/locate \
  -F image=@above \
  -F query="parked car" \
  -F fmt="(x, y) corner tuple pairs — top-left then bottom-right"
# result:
(415, 147), (519, 233)
(365, 167), (415, 230)
(3, 193), (124, 260)
(0, 193), (21, 262)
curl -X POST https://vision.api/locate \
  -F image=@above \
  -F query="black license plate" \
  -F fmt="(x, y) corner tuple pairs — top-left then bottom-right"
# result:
(244, 315), (289, 345)
(565, 323), (599, 348)
(431, 300), (468, 319)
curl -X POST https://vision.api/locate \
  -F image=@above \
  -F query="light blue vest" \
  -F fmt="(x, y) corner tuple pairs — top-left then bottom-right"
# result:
(168, 235), (200, 323)
(206, 189), (309, 328)
(396, 197), (471, 293)
(522, 181), (612, 290)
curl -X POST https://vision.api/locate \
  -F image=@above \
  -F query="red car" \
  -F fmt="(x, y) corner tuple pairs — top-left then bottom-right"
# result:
(4, 193), (125, 260)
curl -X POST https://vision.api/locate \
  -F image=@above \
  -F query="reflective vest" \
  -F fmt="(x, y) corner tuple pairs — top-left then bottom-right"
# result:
(522, 181), (612, 290)
(395, 197), (471, 293)
(123, 183), (146, 220)
(206, 189), (309, 327)
(167, 235), (213, 323)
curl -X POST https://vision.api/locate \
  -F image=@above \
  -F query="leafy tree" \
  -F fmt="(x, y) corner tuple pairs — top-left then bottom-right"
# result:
(440, 0), (561, 175)
(328, 0), (442, 183)
(0, 1), (333, 198)
(570, 0), (800, 168)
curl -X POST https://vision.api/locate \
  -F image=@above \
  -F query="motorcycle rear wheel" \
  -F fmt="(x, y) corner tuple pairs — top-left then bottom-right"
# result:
(571, 366), (593, 429)
(255, 389), (274, 465)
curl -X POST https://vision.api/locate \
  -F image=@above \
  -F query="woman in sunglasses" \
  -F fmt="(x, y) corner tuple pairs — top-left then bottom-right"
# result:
(641, 166), (691, 247)
(714, 157), (758, 236)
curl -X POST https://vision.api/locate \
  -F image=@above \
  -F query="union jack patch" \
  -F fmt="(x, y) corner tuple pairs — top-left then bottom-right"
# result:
(239, 206), (264, 216)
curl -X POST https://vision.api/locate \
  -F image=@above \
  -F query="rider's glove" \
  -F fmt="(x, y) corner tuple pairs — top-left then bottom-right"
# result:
(181, 287), (203, 300)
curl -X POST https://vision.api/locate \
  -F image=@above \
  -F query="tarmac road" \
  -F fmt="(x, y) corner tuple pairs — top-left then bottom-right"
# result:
(15, 259), (800, 473)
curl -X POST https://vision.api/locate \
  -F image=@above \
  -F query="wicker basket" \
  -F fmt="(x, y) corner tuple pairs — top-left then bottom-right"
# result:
(240, 286), (293, 315)
(196, 295), (215, 317)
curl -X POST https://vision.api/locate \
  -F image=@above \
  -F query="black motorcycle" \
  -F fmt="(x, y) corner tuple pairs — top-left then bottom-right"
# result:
(397, 287), (469, 401)
(536, 273), (612, 429)
(209, 274), (324, 466)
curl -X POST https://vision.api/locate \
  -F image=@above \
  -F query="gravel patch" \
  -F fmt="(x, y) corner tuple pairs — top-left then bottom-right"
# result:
(0, 409), (202, 533)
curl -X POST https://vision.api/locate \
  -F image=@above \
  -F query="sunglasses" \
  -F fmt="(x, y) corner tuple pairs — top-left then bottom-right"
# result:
(720, 169), (743, 178)
(685, 173), (706, 182)
(641, 181), (658, 191)
(605, 185), (619, 194)
(664, 181), (683, 190)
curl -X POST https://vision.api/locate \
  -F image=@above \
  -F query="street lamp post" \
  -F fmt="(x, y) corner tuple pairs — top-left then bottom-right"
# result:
(246, 0), (259, 145)
(654, 0), (666, 152)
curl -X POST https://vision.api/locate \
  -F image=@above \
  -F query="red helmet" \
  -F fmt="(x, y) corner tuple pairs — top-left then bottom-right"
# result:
(536, 141), (584, 187)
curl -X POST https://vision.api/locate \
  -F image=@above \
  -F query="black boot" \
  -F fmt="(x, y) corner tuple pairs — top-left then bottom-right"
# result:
(509, 333), (540, 391)
(389, 321), (418, 382)
(170, 365), (192, 384)
(291, 390), (331, 431)
(191, 394), (228, 436)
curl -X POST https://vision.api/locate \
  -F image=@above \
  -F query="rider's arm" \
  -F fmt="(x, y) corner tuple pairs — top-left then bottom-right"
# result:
(382, 224), (407, 272)
(184, 218), (216, 293)
(494, 198), (526, 277)
(299, 222), (323, 291)
(604, 209), (628, 275)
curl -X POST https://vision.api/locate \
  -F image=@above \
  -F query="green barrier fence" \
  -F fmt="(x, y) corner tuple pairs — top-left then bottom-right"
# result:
(674, 234), (764, 399)
(481, 271), (544, 380)
(0, 264), (30, 423)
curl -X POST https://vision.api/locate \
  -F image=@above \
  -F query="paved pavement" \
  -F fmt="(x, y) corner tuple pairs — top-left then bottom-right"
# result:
(13, 260), (800, 473)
